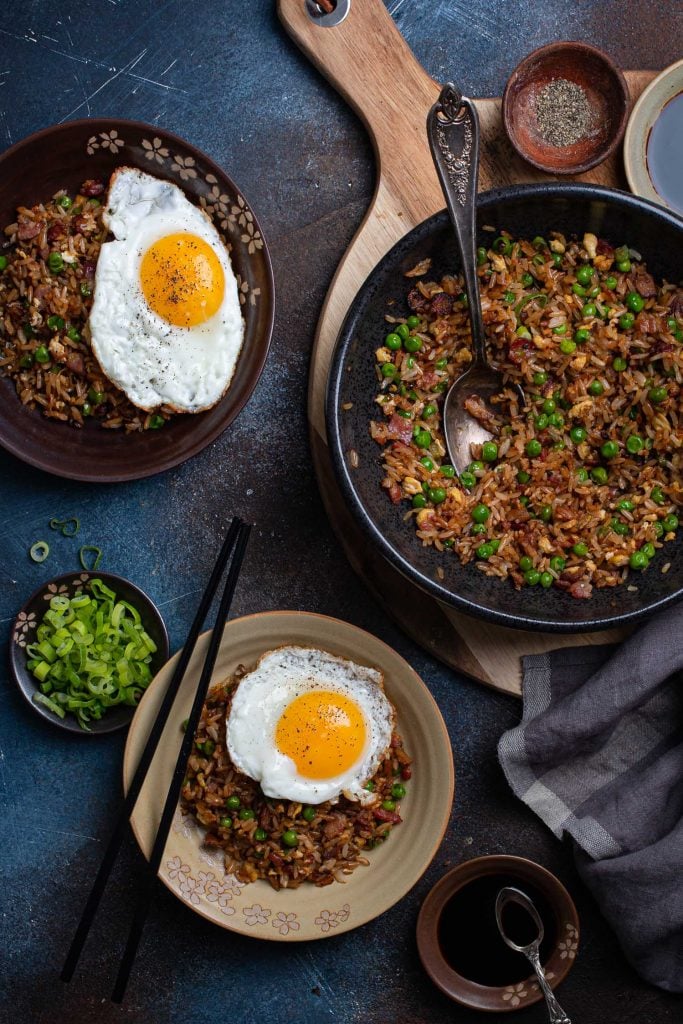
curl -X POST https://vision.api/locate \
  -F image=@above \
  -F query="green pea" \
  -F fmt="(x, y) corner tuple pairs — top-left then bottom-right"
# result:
(432, 380), (448, 393)
(443, 538), (455, 548)
(405, 356), (416, 369)
(576, 265), (593, 286)
(611, 519), (629, 536)
(298, 807), (316, 824)
(573, 542), (589, 557)
(34, 345), (50, 363)
(81, 402), (92, 417)
(201, 739), (215, 756)
(570, 426), (586, 444)
(574, 328), (591, 344)
(541, 398), (556, 415)
(435, 357), (448, 370)
(552, 323), (567, 335)
(650, 485), (665, 504)
(404, 335), (422, 353)
(550, 556), (566, 572)
(459, 471), (476, 489)
(582, 303), (597, 317)
(534, 414), (549, 430)
(629, 550), (648, 570)
(381, 799), (396, 812)
(391, 783), (406, 799)
(414, 428), (431, 449)
(519, 555), (533, 572)
(481, 441), (498, 462)
(604, 275), (617, 290)
(412, 494), (427, 509)
(625, 291), (645, 313)
(363, 780), (375, 792)
(489, 539), (500, 553)
(553, 440), (566, 451)
(472, 503), (490, 523)
(471, 523), (487, 535)
(503, 290), (515, 303)
(254, 828), (267, 841)
(520, 496), (530, 507)
(476, 543), (494, 560)
(385, 332), (402, 351)
(0, 255), (8, 271)
(625, 434), (643, 454)
(396, 409), (412, 420)
(524, 569), (541, 586)
(440, 464), (456, 478)
(457, 293), (468, 307)
(469, 460), (485, 473)
(618, 499), (635, 512)
(641, 542), (656, 559)
(516, 326), (532, 340)
(525, 439), (542, 457)
(591, 467), (608, 484)
(618, 313), (634, 330)
(429, 487), (446, 505)
(149, 414), (165, 429)
(282, 829), (299, 848)
(423, 403), (438, 419)
(575, 467), (589, 482)
(517, 470), (530, 483)
(47, 314), (65, 331)
(552, 253), (563, 267)
(476, 246), (487, 265)
(407, 315), (420, 329)
(539, 504), (553, 522)
(612, 357), (627, 372)
(616, 259), (631, 273)
(239, 808), (255, 821)
(47, 251), (64, 273)
(56, 194), (72, 209)
(532, 236), (546, 250)
(601, 440), (619, 459)
(219, 816), (233, 829)
(19, 353), (34, 369)
(79, 282), (92, 298)
(395, 323), (410, 341)
(532, 371), (547, 385)
(521, 272), (534, 287)
(226, 795), (241, 811)
(560, 338), (576, 355)
(588, 379), (604, 396)
(66, 326), (81, 342)
(540, 572), (553, 589)
(653, 520), (664, 538)
(572, 283), (587, 297)
(420, 456), (434, 470)
(648, 387), (667, 405)
(381, 362), (397, 378)
(663, 514), (679, 533)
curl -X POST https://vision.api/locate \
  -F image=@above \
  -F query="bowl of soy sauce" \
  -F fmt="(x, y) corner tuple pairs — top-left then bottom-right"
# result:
(416, 855), (579, 1012)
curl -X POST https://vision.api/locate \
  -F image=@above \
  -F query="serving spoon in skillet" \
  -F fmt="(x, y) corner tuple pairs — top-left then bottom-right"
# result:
(427, 83), (525, 472)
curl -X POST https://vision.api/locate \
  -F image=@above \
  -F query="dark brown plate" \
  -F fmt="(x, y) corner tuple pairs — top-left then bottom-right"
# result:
(9, 571), (169, 735)
(503, 42), (629, 175)
(0, 118), (274, 482)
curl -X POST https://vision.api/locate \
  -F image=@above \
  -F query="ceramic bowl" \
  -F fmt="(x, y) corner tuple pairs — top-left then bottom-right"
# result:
(416, 855), (579, 1012)
(9, 571), (169, 735)
(624, 58), (683, 215)
(0, 118), (274, 482)
(124, 610), (455, 940)
(503, 42), (629, 174)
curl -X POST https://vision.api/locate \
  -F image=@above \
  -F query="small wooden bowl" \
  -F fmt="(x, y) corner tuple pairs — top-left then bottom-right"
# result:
(9, 571), (169, 735)
(503, 42), (629, 174)
(416, 855), (579, 1012)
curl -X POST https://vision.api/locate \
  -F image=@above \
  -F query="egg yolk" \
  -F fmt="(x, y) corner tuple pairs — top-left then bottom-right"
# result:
(139, 232), (224, 327)
(275, 690), (367, 780)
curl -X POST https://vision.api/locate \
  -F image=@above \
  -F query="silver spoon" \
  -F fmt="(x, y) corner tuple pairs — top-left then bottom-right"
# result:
(427, 83), (524, 472)
(495, 886), (572, 1024)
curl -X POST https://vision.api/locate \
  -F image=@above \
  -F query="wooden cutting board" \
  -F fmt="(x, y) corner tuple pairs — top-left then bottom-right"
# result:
(278, 0), (655, 696)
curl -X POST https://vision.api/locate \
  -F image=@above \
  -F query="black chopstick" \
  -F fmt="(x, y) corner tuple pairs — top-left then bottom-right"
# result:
(61, 516), (243, 985)
(112, 520), (251, 1002)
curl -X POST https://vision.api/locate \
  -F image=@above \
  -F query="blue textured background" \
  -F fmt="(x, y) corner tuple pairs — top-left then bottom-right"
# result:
(1, 2), (681, 1022)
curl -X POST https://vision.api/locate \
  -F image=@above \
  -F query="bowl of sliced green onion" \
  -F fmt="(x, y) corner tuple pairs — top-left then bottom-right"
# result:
(10, 572), (169, 734)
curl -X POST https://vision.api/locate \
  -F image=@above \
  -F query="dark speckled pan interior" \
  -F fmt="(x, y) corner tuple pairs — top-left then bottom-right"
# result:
(327, 184), (683, 632)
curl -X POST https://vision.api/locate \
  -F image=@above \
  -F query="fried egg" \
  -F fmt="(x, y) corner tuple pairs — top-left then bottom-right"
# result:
(88, 167), (243, 412)
(226, 646), (396, 805)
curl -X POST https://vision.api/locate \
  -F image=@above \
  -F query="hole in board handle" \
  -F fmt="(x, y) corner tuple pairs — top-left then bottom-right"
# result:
(305, 0), (350, 28)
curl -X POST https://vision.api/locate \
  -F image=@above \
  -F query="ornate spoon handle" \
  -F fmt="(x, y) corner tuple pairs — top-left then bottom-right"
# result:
(527, 949), (572, 1024)
(427, 83), (486, 367)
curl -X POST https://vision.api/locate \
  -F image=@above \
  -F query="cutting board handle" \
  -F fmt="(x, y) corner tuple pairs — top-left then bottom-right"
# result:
(277, 0), (442, 222)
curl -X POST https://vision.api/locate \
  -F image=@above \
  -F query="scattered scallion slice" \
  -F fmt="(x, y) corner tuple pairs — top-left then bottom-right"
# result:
(79, 545), (103, 571)
(50, 516), (80, 537)
(29, 541), (50, 563)
(27, 577), (157, 730)
(514, 292), (548, 315)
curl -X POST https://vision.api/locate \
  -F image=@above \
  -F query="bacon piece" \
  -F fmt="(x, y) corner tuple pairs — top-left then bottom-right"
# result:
(429, 293), (453, 318)
(17, 218), (42, 240)
(420, 370), (439, 389)
(47, 222), (65, 242)
(635, 312), (661, 335)
(323, 815), (346, 840)
(633, 270), (657, 298)
(387, 412), (413, 444)
(269, 851), (286, 869)
(596, 238), (614, 256)
(388, 482), (401, 504)
(569, 580), (593, 600)
(80, 178), (104, 197)
(66, 353), (85, 375)
(407, 287), (430, 314)
(464, 393), (497, 429)
(374, 808), (402, 824)
(668, 293), (683, 318)
(82, 260), (97, 279)
(401, 765), (412, 781)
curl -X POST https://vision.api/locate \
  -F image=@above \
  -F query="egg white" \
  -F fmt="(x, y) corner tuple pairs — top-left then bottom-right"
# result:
(226, 646), (396, 806)
(88, 167), (244, 413)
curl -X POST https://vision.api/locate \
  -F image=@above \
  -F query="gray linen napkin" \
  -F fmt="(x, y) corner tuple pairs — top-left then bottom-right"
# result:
(498, 603), (683, 993)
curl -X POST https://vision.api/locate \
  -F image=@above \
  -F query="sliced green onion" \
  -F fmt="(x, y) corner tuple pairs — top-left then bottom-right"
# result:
(514, 292), (548, 315)
(33, 692), (66, 718)
(49, 516), (80, 537)
(29, 541), (50, 563)
(79, 545), (103, 571)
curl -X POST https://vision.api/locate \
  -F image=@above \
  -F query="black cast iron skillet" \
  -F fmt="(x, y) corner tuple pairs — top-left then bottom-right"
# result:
(327, 184), (683, 632)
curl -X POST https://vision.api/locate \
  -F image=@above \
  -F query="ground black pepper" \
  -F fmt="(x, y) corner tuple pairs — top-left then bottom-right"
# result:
(535, 78), (593, 146)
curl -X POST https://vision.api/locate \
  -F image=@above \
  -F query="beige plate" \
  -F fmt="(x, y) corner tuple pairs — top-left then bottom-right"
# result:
(123, 611), (454, 941)
(624, 58), (683, 213)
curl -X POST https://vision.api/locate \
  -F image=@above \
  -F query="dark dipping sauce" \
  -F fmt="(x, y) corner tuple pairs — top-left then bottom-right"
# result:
(647, 91), (683, 215)
(437, 875), (557, 986)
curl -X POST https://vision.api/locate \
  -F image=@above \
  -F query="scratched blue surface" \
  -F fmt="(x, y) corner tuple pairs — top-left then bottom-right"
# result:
(1, 3), (681, 1023)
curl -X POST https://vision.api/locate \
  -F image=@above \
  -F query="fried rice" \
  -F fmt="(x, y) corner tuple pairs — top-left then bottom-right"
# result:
(371, 232), (682, 598)
(0, 182), (173, 431)
(180, 669), (411, 890)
